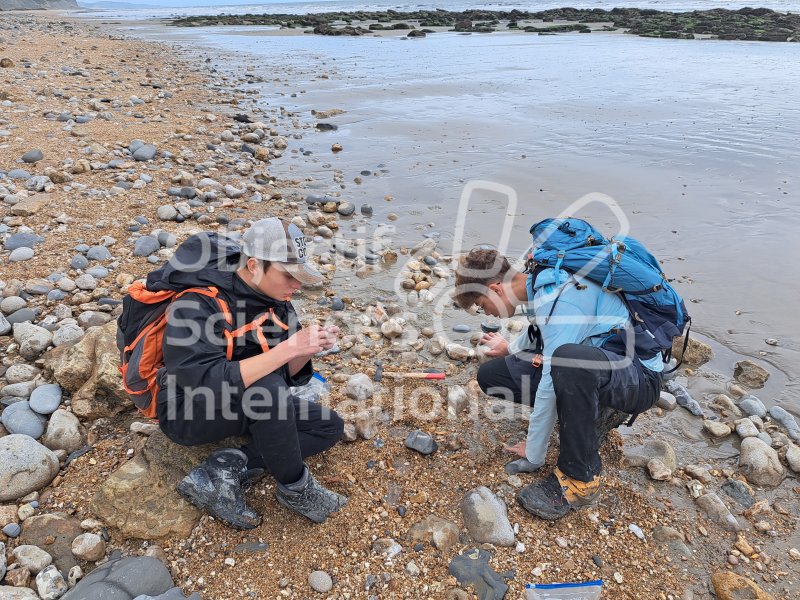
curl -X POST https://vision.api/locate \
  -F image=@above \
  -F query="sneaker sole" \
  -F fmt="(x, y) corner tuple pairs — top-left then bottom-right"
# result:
(176, 481), (261, 530)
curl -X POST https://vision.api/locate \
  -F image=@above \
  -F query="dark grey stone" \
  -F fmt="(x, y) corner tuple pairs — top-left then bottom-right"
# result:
(453, 324), (471, 333)
(481, 322), (501, 333)
(47, 290), (67, 302)
(6, 308), (36, 325)
(70, 254), (90, 270)
(156, 232), (176, 248)
(2, 523), (21, 538)
(134, 589), (202, 600)
(404, 430), (438, 456)
(360, 204), (373, 216)
(21, 149), (44, 163)
(331, 297), (345, 311)
(132, 144), (157, 162)
(134, 216), (149, 225)
(721, 478), (755, 508)
(62, 557), (174, 600)
(133, 236), (160, 257)
(86, 246), (113, 261)
(423, 255), (438, 266)
(4, 233), (45, 251)
(448, 549), (509, 600)
(337, 202), (355, 216)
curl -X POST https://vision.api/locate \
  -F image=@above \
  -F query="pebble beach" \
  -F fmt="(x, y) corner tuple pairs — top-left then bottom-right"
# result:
(1, 9), (799, 600)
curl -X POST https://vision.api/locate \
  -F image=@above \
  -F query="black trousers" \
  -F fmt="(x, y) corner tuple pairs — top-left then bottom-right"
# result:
(158, 372), (344, 485)
(477, 344), (660, 482)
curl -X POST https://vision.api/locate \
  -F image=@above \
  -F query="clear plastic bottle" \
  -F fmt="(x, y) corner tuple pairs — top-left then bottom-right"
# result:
(289, 372), (330, 404)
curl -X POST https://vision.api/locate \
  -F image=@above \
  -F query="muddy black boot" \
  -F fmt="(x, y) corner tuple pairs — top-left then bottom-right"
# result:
(518, 468), (601, 520)
(275, 465), (347, 524)
(177, 448), (262, 530)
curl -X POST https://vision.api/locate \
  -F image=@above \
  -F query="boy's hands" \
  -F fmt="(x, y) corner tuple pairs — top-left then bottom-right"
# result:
(480, 332), (509, 357)
(285, 324), (339, 357)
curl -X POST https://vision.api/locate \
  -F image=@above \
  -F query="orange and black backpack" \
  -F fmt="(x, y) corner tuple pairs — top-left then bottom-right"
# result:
(116, 232), (287, 419)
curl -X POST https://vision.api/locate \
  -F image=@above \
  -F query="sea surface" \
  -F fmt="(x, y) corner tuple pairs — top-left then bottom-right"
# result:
(80, 2), (800, 413)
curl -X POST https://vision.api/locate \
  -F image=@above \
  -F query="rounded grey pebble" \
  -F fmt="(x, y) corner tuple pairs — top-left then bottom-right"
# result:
(331, 297), (345, 311)
(22, 149), (44, 163)
(29, 384), (63, 415)
(3, 523), (21, 537)
(134, 236), (161, 257)
(86, 266), (109, 279)
(481, 322), (501, 334)
(453, 324), (471, 333)
(308, 570), (333, 593)
(360, 204), (373, 216)
(1, 400), (47, 438)
(47, 290), (67, 302)
(316, 296), (329, 306)
(9, 247), (34, 262)
(86, 245), (112, 261)
(70, 254), (90, 270)
(423, 255), (438, 266)
(337, 202), (355, 216)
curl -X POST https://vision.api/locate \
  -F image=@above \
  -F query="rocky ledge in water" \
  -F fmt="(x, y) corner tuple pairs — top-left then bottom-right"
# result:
(170, 8), (800, 43)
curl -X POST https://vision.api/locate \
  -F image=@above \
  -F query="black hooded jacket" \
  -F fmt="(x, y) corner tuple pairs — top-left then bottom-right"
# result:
(149, 233), (313, 413)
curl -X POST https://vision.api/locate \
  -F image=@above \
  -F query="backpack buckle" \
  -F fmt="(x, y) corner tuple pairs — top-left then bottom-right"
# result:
(531, 354), (543, 368)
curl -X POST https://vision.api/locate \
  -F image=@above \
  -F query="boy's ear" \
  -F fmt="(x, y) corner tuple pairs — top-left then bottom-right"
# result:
(488, 281), (502, 296)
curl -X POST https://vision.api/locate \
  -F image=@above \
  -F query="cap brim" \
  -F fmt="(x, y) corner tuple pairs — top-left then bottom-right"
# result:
(281, 261), (324, 285)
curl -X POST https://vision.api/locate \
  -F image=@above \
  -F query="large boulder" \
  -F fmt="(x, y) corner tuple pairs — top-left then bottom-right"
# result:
(0, 435), (60, 502)
(91, 431), (247, 539)
(42, 321), (130, 419)
(671, 336), (712, 366)
(460, 487), (515, 547)
(711, 572), (774, 600)
(61, 556), (174, 600)
(739, 437), (785, 487)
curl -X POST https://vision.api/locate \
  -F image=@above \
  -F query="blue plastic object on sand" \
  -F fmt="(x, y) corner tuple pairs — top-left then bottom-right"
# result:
(526, 580), (603, 599)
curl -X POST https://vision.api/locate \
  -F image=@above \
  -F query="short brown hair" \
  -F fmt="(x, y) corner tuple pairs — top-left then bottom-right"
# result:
(453, 248), (512, 310)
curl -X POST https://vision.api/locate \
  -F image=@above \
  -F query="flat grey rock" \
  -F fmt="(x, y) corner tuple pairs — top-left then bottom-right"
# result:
(86, 245), (113, 261)
(134, 236), (160, 257)
(4, 233), (45, 251)
(62, 556), (174, 600)
(6, 308), (36, 325)
(405, 430), (438, 455)
(21, 149), (44, 163)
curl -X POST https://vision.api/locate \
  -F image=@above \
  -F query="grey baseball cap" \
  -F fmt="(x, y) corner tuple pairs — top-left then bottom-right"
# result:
(241, 217), (323, 285)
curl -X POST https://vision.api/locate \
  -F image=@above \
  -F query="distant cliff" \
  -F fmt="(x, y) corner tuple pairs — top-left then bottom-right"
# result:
(0, 0), (79, 10)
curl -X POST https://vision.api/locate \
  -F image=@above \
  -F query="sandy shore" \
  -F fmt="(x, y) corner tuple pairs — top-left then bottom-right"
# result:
(1, 12), (798, 600)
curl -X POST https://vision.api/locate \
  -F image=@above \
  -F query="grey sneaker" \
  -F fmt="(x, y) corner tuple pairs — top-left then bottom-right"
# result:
(177, 448), (262, 530)
(275, 465), (347, 523)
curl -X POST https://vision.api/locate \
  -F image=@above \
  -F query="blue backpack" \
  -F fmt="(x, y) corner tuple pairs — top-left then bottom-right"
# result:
(527, 218), (691, 367)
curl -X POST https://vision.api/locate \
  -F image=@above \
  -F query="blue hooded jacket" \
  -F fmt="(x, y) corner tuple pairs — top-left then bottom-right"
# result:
(507, 268), (663, 467)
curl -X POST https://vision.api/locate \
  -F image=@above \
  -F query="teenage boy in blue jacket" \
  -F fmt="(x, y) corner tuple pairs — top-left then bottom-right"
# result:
(453, 248), (662, 520)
